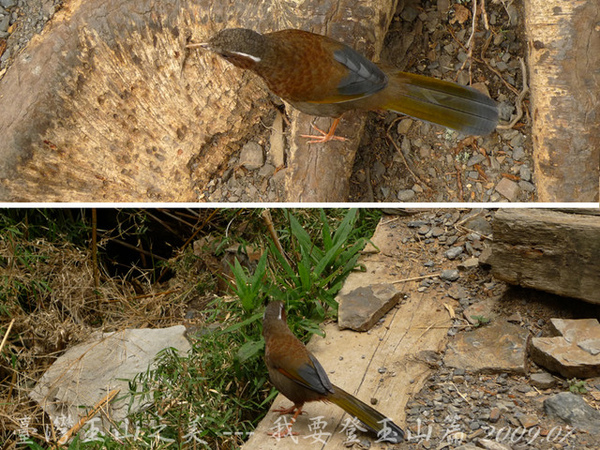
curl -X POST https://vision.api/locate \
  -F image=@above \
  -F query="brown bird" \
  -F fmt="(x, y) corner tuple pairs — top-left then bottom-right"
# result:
(262, 301), (404, 443)
(189, 28), (498, 143)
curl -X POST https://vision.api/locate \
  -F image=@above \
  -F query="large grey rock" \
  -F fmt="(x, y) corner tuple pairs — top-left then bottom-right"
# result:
(338, 284), (402, 331)
(444, 320), (528, 374)
(30, 326), (191, 436)
(544, 392), (600, 434)
(529, 318), (600, 378)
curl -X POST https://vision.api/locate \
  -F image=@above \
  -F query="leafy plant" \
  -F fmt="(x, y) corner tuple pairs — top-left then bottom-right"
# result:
(568, 378), (588, 394)
(470, 315), (491, 327)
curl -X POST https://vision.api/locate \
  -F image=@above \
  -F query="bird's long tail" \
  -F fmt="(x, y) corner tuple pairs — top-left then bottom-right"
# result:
(328, 384), (404, 443)
(378, 71), (498, 136)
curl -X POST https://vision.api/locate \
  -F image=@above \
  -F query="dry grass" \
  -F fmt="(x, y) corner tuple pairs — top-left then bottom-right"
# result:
(0, 231), (196, 445)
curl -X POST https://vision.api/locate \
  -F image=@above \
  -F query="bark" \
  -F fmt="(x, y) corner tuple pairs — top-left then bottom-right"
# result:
(489, 209), (600, 304)
(525, 0), (600, 202)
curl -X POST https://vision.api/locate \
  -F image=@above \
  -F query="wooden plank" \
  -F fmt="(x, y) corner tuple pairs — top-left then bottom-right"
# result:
(489, 209), (600, 304)
(525, 0), (600, 202)
(242, 216), (452, 448)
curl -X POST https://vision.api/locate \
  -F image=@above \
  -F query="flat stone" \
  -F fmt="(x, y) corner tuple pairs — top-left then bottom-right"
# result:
(544, 392), (600, 434)
(495, 177), (520, 201)
(29, 326), (191, 436)
(529, 318), (600, 378)
(457, 257), (479, 270)
(338, 284), (402, 331)
(444, 320), (528, 374)
(517, 413), (538, 428)
(529, 372), (556, 389)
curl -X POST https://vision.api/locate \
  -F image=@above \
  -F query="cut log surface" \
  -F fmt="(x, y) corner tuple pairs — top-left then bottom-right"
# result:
(525, 0), (600, 202)
(0, 0), (395, 202)
(489, 209), (600, 304)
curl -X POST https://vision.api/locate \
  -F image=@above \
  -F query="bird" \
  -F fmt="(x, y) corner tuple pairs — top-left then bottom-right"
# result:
(262, 301), (404, 443)
(188, 28), (498, 143)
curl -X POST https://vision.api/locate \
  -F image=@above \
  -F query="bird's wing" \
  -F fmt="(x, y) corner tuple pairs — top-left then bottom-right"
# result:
(332, 46), (388, 98)
(277, 352), (333, 395)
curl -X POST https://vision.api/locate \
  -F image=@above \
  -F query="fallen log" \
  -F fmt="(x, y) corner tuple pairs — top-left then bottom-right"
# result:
(524, 0), (600, 202)
(488, 209), (600, 304)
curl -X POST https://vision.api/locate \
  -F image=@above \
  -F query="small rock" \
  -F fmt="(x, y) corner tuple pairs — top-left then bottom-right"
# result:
(372, 160), (386, 178)
(489, 407), (501, 423)
(396, 118), (413, 134)
(440, 269), (459, 282)
(447, 285), (467, 300)
(457, 257), (479, 270)
(401, 6), (419, 22)
(506, 312), (522, 323)
(407, 220), (428, 228)
(463, 215), (492, 236)
(519, 165), (531, 181)
(258, 163), (275, 178)
(467, 154), (486, 166)
(239, 142), (264, 170)
(518, 180), (535, 192)
(477, 439), (512, 450)
(431, 226), (444, 237)
(512, 146), (525, 160)
(463, 298), (496, 325)
(397, 189), (416, 201)
(417, 225), (430, 235)
(530, 372), (556, 389)
(0, 0), (17, 9)
(495, 177), (520, 201)
(445, 246), (463, 260)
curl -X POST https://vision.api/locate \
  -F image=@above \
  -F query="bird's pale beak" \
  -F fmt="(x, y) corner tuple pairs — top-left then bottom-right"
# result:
(186, 42), (210, 50)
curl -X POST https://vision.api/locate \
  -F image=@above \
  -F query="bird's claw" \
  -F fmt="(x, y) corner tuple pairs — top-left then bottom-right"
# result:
(300, 123), (347, 144)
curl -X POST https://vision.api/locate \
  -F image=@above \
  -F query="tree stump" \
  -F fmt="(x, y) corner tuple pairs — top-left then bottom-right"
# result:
(525, 0), (600, 202)
(488, 209), (600, 304)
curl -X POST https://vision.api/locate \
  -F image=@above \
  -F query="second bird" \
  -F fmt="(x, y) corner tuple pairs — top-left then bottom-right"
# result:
(262, 301), (404, 443)
(190, 28), (499, 142)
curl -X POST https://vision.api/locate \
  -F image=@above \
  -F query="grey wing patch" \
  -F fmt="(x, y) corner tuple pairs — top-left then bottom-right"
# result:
(333, 46), (388, 97)
(292, 353), (333, 395)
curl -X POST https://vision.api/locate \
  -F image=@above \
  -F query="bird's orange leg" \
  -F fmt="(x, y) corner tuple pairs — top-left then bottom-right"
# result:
(300, 118), (347, 144)
(272, 404), (301, 415)
(268, 406), (304, 439)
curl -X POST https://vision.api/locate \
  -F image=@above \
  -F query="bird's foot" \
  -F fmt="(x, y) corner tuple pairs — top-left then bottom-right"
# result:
(300, 119), (347, 144)
(272, 405), (304, 416)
